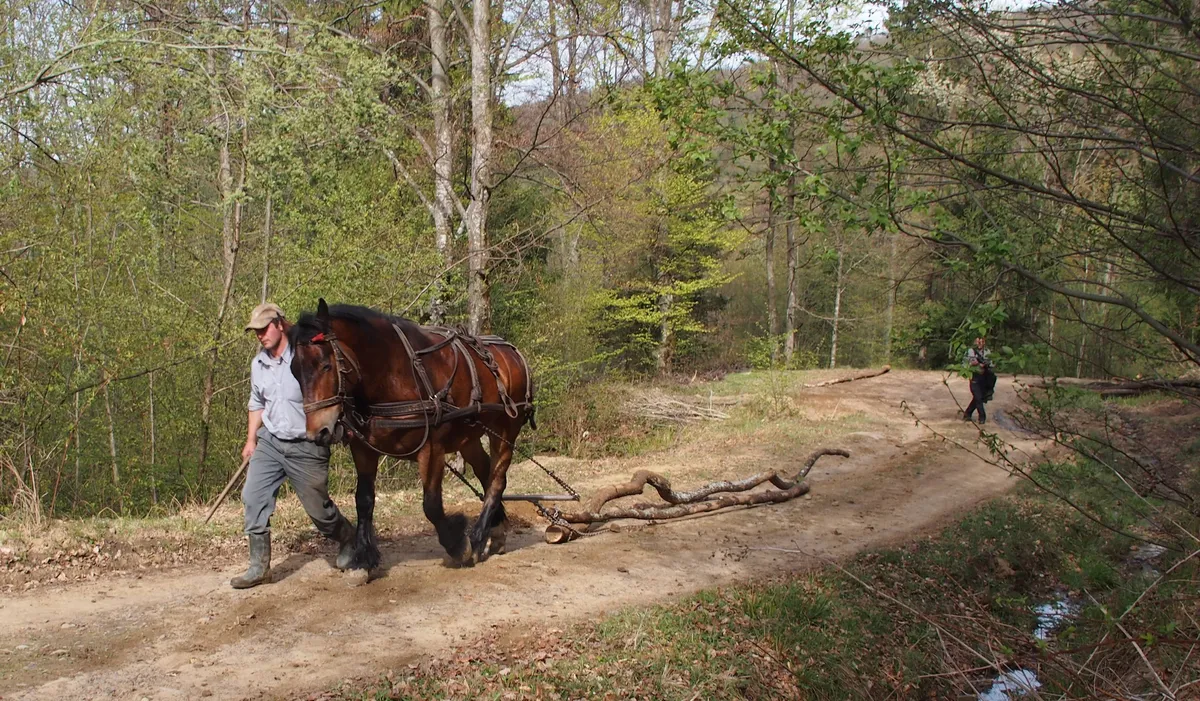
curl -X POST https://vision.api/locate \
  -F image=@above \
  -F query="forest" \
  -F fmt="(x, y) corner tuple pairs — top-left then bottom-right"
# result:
(2, 0), (1197, 517)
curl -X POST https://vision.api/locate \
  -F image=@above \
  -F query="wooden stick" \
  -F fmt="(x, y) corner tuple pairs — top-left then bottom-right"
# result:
(204, 456), (250, 525)
(804, 365), (890, 388)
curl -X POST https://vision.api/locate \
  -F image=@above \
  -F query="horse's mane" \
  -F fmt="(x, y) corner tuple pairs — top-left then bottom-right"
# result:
(288, 304), (422, 346)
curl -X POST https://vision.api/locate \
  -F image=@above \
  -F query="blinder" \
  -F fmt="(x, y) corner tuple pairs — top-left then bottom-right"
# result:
(301, 332), (360, 415)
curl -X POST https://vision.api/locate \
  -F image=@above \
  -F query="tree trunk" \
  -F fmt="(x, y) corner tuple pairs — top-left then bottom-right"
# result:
(428, 0), (453, 324)
(72, 202), (84, 509)
(260, 192), (271, 303)
(198, 51), (246, 479)
(782, 0), (799, 366)
(149, 370), (158, 507)
(885, 231), (898, 363)
(656, 290), (675, 375)
(1076, 257), (1089, 378)
(1048, 304), (1056, 369)
(1100, 259), (1115, 369)
(829, 248), (844, 369)
(73, 380), (80, 506)
(650, 0), (673, 78)
(566, 6), (578, 103)
(784, 172), (798, 365)
(103, 377), (122, 513)
(548, 0), (563, 107)
(465, 0), (493, 335)
(919, 270), (933, 365)
(765, 181), (778, 365)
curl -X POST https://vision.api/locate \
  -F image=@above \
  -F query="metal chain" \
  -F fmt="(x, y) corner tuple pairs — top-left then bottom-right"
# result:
(464, 420), (590, 538)
(469, 420), (581, 500)
(445, 454), (585, 537)
(531, 500), (589, 539)
(444, 459), (485, 501)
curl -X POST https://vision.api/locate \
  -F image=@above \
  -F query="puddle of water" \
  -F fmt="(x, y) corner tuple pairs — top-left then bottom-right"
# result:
(1131, 543), (1168, 577)
(1033, 592), (1078, 641)
(977, 668), (1042, 700)
(1130, 543), (1167, 562)
(973, 591), (1088, 699)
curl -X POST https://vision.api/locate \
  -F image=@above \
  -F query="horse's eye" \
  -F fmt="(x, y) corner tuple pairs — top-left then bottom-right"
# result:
(321, 363), (332, 372)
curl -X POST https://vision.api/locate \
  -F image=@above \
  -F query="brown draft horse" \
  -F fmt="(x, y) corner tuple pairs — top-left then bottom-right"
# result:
(288, 300), (535, 570)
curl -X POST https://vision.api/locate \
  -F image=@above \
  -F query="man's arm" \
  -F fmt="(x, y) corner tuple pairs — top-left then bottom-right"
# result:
(244, 410), (263, 460)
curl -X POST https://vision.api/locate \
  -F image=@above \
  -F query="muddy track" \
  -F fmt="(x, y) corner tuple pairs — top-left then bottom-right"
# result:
(0, 371), (1041, 700)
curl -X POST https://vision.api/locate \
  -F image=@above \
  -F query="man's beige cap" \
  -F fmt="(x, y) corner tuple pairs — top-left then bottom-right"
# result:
(245, 302), (285, 331)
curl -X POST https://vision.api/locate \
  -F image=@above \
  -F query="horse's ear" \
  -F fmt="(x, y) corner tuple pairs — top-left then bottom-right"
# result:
(317, 298), (330, 324)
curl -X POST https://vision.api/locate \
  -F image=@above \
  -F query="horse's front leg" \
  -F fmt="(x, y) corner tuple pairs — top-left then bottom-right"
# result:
(348, 440), (381, 571)
(469, 428), (515, 563)
(461, 438), (507, 558)
(418, 441), (472, 566)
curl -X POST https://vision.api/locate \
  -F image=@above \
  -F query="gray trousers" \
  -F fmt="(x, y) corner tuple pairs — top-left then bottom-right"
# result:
(243, 427), (343, 537)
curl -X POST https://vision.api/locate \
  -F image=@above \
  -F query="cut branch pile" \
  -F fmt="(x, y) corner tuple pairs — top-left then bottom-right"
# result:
(626, 389), (731, 423)
(804, 365), (890, 388)
(544, 448), (850, 544)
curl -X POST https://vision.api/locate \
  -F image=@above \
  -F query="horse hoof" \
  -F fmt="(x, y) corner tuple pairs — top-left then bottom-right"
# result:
(443, 539), (475, 568)
(344, 569), (371, 587)
(486, 528), (507, 556)
(468, 534), (492, 564)
(442, 555), (475, 569)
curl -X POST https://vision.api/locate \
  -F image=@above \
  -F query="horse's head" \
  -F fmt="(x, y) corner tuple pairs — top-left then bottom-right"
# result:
(290, 298), (359, 446)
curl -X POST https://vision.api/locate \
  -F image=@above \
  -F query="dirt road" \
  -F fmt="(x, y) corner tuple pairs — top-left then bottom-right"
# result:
(0, 370), (1040, 700)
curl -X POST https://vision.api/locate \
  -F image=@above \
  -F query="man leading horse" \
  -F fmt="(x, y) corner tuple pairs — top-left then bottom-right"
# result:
(289, 300), (535, 573)
(231, 303), (357, 589)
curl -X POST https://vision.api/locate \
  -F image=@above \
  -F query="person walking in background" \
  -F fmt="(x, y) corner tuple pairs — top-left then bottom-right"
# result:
(963, 336), (995, 424)
(232, 303), (356, 589)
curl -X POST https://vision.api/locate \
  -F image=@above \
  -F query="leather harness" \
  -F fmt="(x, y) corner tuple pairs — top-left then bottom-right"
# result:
(301, 323), (534, 457)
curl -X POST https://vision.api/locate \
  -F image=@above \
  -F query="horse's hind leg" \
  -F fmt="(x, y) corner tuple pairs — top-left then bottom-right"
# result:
(419, 442), (472, 566)
(469, 427), (517, 563)
(460, 438), (507, 557)
(348, 441), (381, 571)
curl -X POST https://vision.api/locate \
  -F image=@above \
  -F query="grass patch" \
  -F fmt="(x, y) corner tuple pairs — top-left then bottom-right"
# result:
(526, 369), (875, 461)
(336, 457), (1200, 701)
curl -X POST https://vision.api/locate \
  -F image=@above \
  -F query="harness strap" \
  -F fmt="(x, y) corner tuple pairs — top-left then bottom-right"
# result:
(370, 402), (534, 430)
(306, 323), (536, 455)
(458, 334), (520, 419)
(413, 329), (459, 356)
(452, 336), (483, 406)
(392, 322), (438, 403)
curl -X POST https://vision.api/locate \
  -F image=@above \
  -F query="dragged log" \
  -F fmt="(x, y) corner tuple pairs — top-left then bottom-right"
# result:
(1027, 377), (1200, 397)
(804, 366), (890, 388)
(544, 448), (850, 544)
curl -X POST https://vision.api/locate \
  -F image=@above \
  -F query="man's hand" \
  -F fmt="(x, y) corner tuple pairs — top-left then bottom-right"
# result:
(242, 440), (257, 461)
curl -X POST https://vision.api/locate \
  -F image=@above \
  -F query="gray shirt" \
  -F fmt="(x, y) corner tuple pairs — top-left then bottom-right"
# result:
(248, 344), (308, 441)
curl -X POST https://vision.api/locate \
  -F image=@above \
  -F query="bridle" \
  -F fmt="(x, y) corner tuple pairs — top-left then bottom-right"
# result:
(300, 327), (435, 457)
(301, 331), (360, 416)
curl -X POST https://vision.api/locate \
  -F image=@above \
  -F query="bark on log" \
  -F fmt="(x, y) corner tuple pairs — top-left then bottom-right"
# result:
(1027, 377), (1200, 396)
(804, 366), (890, 388)
(544, 448), (849, 544)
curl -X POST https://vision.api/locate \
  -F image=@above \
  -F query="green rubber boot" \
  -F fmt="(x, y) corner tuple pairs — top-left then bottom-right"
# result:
(230, 533), (272, 589)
